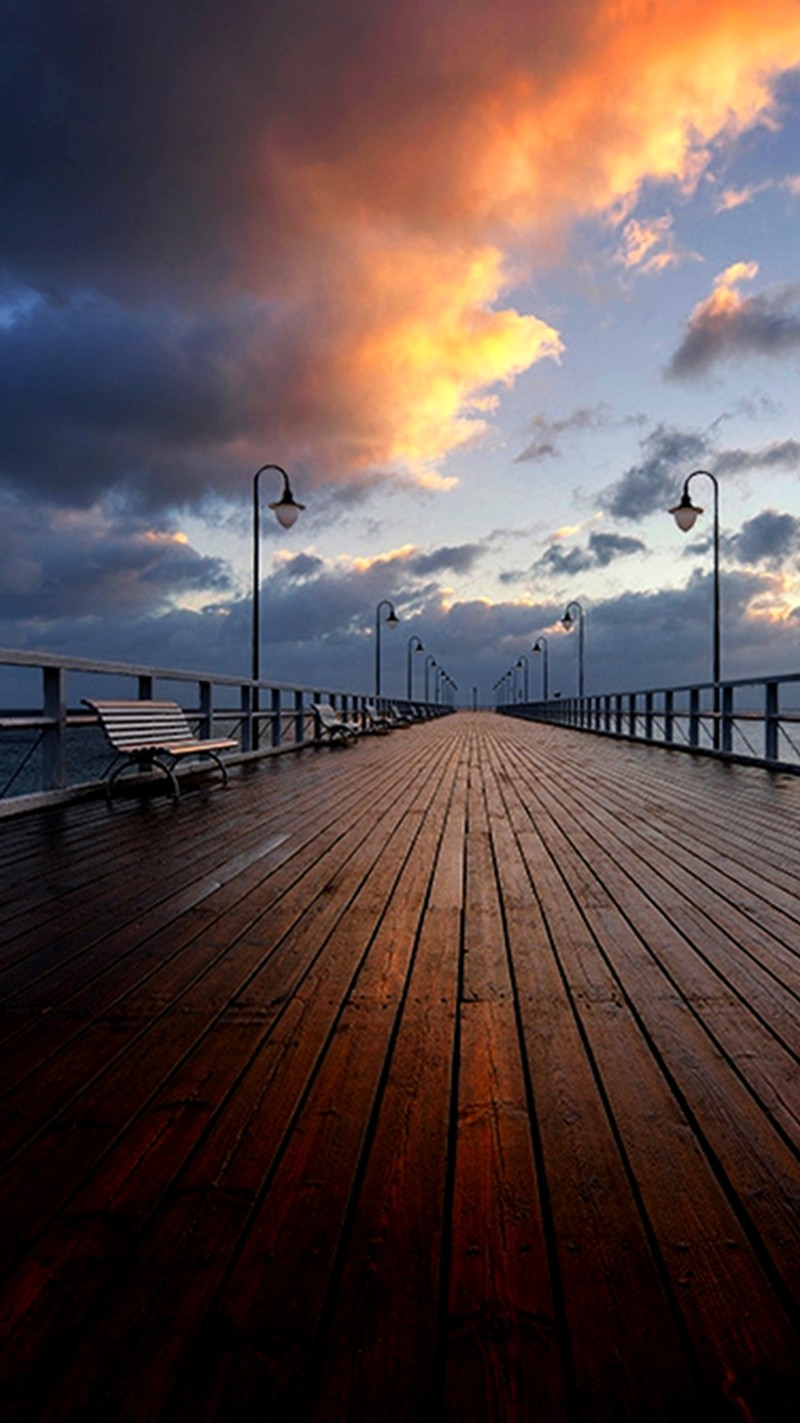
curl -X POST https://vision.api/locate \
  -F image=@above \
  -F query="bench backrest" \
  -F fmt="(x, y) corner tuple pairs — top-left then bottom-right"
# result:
(316, 702), (344, 728)
(84, 699), (196, 750)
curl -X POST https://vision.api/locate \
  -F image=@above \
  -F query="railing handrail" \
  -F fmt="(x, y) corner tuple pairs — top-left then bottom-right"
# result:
(498, 668), (800, 776)
(0, 647), (451, 810)
(0, 645), (369, 698)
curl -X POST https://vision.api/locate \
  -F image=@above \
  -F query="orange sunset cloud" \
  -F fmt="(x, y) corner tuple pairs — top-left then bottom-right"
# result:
(249, 0), (800, 487)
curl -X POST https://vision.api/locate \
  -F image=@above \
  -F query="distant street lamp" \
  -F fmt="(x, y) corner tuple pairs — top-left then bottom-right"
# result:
(561, 601), (585, 698)
(516, 654), (529, 701)
(668, 468), (721, 697)
(252, 464), (305, 684)
(424, 654), (437, 702)
(532, 636), (549, 702)
(406, 635), (424, 700)
(375, 599), (399, 699)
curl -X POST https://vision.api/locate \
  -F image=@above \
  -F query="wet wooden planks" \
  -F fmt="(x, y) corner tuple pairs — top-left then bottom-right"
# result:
(0, 712), (798, 1421)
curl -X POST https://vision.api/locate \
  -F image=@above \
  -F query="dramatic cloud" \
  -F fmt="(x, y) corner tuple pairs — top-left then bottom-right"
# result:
(0, 493), (233, 623)
(726, 509), (800, 569)
(716, 439), (800, 476)
(537, 529), (646, 576)
(3, 547), (796, 707)
(599, 424), (711, 522)
(668, 262), (800, 377)
(3, 1), (800, 510)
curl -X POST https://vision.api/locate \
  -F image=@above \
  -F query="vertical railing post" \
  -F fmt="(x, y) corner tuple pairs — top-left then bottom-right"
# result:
(294, 689), (305, 744)
(199, 680), (212, 741)
(271, 687), (282, 749)
(138, 674), (154, 699)
(42, 665), (67, 790)
(689, 688), (700, 747)
(645, 691), (653, 741)
(614, 694), (623, 736)
(721, 684), (733, 755)
(627, 692), (636, 739)
(664, 690), (674, 745)
(765, 681), (779, 763)
(240, 683), (253, 754)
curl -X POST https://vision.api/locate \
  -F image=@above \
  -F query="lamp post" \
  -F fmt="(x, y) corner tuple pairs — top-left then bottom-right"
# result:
(252, 464), (305, 685)
(561, 601), (585, 698)
(532, 636), (549, 702)
(375, 599), (399, 700)
(424, 655), (437, 702)
(406, 635), (424, 700)
(669, 470), (721, 721)
(516, 654), (529, 702)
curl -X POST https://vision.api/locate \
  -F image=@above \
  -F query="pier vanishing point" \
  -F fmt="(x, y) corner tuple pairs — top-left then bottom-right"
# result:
(1, 710), (799, 1421)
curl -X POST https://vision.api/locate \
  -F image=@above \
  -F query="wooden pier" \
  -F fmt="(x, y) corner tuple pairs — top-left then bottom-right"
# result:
(0, 711), (798, 1421)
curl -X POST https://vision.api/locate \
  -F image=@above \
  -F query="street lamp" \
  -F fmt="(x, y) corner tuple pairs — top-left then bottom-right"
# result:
(252, 464), (305, 684)
(668, 469), (721, 689)
(424, 654), (437, 702)
(375, 599), (399, 699)
(532, 636), (549, 702)
(406, 635), (424, 700)
(516, 654), (529, 702)
(561, 601), (585, 698)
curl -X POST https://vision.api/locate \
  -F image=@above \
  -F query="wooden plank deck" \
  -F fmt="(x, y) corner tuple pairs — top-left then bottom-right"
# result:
(0, 711), (798, 1422)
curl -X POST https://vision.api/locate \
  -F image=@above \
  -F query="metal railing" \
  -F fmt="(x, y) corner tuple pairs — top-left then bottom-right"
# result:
(498, 670), (800, 775)
(0, 647), (450, 810)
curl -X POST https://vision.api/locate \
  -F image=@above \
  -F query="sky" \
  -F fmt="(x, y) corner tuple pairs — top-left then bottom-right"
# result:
(2, 0), (800, 705)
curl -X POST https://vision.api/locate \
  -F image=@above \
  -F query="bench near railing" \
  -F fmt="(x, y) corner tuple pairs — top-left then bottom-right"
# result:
(0, 647), (451, 809)
(84, 699), (240, 798)
(498, 670), (800, 774)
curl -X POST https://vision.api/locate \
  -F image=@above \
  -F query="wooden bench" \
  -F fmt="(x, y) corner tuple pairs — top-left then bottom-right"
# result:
(314, 702), (360, 745)
(84, 699), (238, 798)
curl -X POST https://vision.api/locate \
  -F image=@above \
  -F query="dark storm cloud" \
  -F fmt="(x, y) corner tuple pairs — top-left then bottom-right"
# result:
(537, 529), (645, 576)
(716, 439), (800, 477)
(0, 493), (232, 621)
(3, 535), (798, 704)
(726, 509), (800, 568)
(668, 280), (800, 378)
(599, 424), (711, 522)
(408, 544), (483, 576)
(0, 295), (256, 506)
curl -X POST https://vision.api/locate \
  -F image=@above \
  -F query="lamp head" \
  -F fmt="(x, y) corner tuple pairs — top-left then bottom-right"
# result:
(668, 490), (702, 533)
(268, 490), (305, 529)
(386, 607), (399, 627)
(562, 608), (574, 628)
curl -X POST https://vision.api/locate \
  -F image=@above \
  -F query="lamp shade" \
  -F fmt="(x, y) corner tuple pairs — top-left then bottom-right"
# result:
(269, 493), (305, 529)
(669, 495), (702, 533)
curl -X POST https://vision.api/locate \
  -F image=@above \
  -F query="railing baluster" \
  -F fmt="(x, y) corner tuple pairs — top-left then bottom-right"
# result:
(271, 687), (282, 749)
(721, 684), (733, 754)
(42, 665), (67, 790)
(765, 681), (779, 762)
(664, 690), (674, 744)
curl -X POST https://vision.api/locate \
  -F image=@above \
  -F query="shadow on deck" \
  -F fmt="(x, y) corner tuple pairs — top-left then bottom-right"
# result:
(0, 712), (799, 1421)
